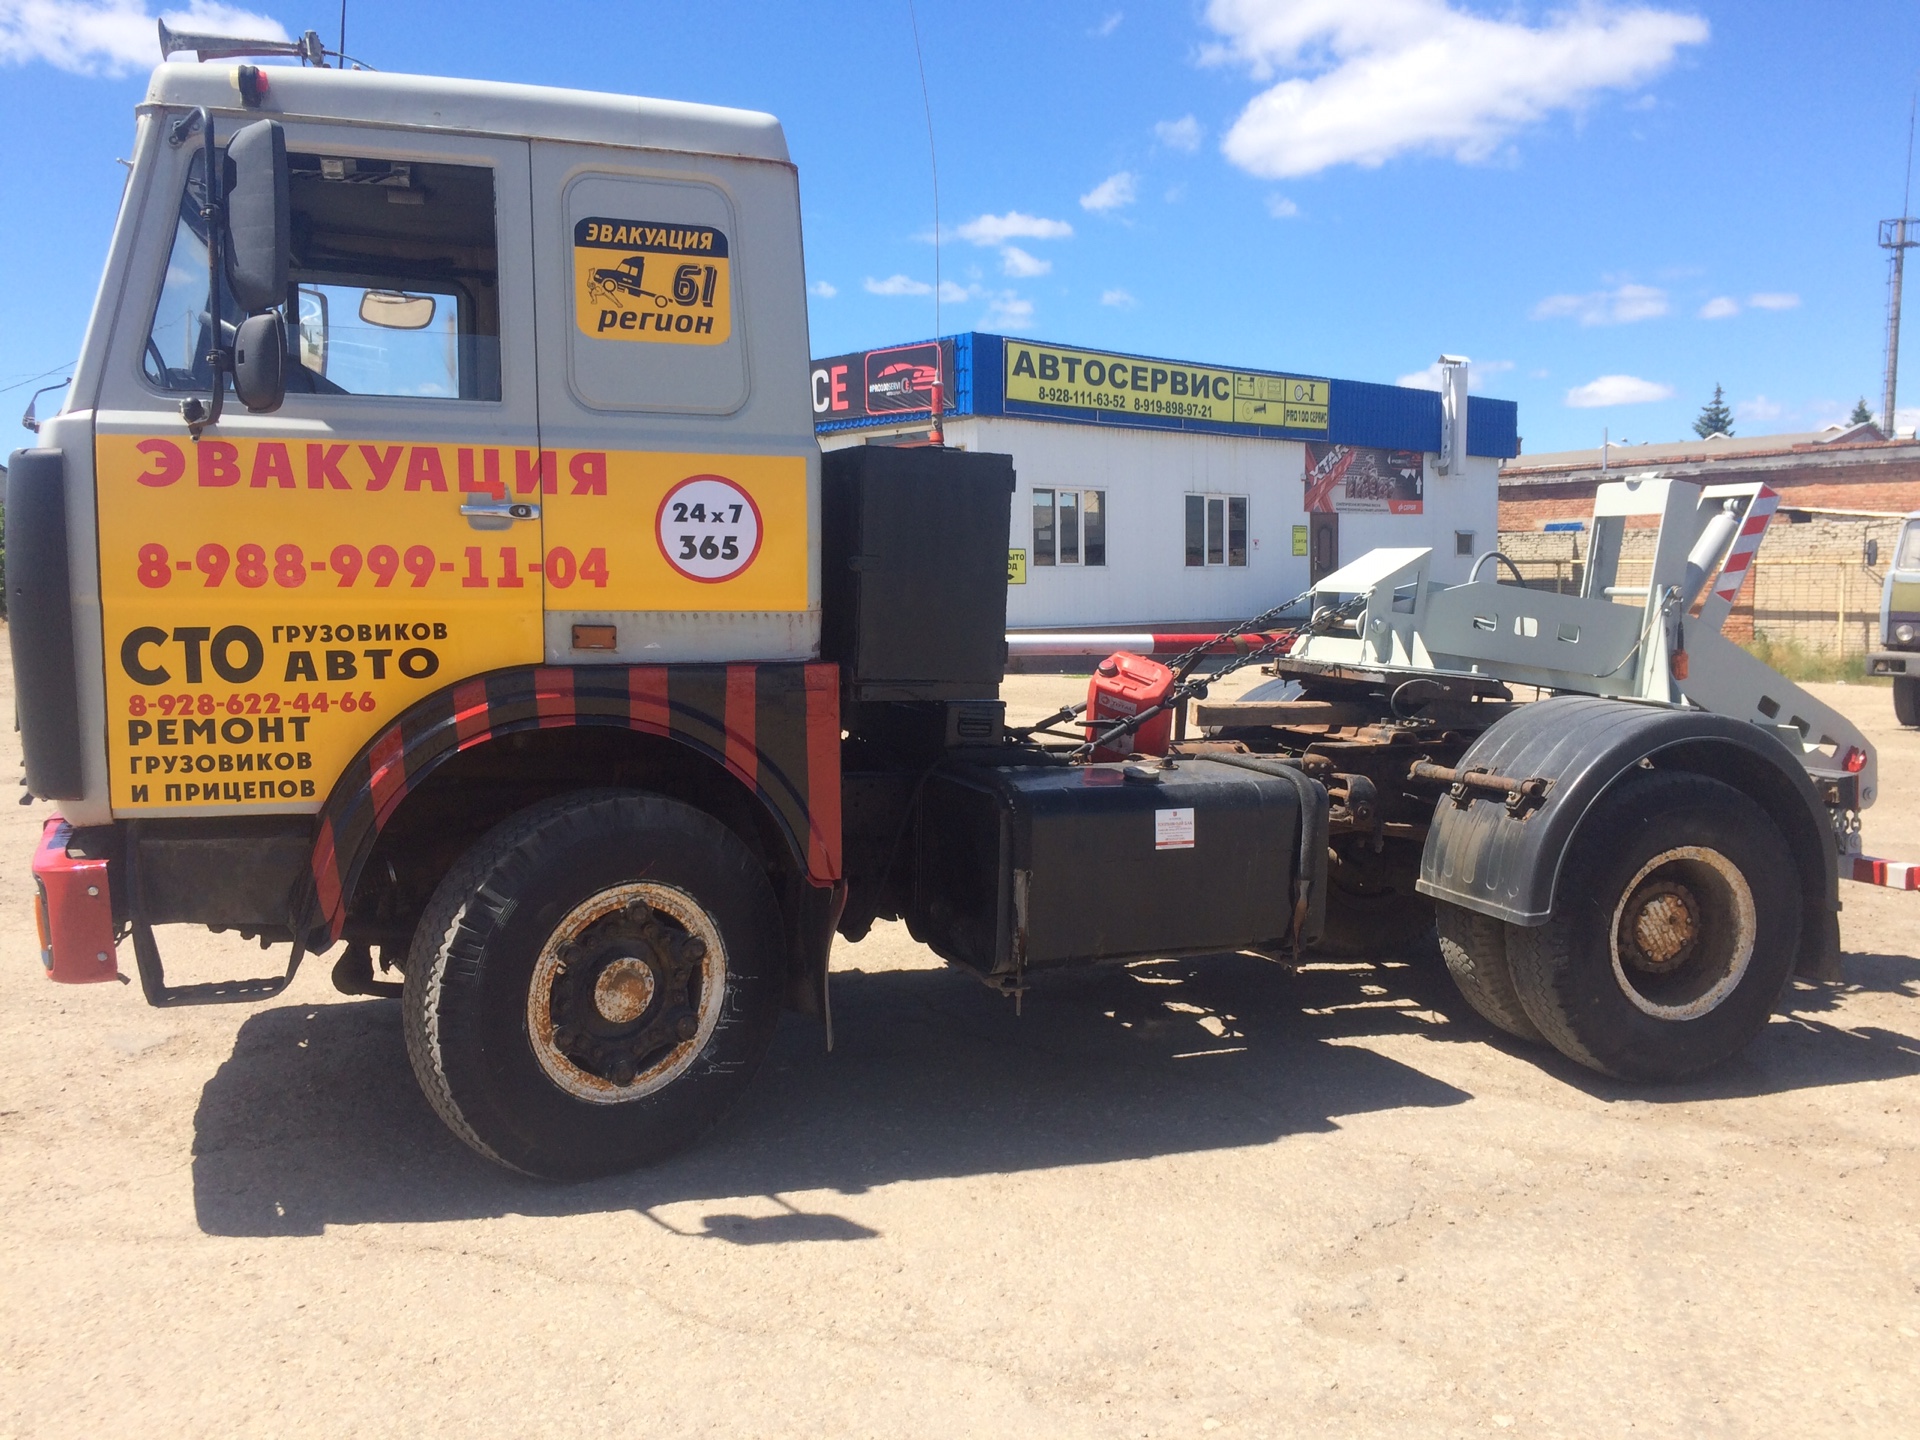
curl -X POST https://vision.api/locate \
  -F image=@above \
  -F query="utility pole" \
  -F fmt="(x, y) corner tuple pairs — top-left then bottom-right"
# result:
(1882, 98), (1918, 438)
(1883, 218), (1917, 437)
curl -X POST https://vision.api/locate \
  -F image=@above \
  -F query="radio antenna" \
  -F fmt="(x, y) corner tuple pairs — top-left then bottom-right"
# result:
(906, 0), (941, 341)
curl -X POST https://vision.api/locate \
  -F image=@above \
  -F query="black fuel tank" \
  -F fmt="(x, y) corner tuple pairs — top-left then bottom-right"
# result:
(908, 759), (1303, 977)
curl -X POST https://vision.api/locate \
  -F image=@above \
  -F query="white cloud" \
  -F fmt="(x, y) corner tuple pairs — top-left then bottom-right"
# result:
(1155, 114), (1204, 151)
(1565, 374), (1674, 408)
(1101, 288), (1137, 308)
(1265, 194), (1300, 219)
(1532, 282), (1668, 326)
(954, 211), (1074, 245)
(0, 1), (287, 75)
(808, 279), (837, 299)
(981, 292), (1035, 330)
(1094, 11), (1123, 37)
(865, 274), (932, 297)
(1736, 394), (1785, 423)
(1000, 245), (1051, 278)
(1699, 295), (1739, 319)
(1080, 171), (1138, 213)
(1748, 291), (1800, 310)
(938, 280), (974, 304)
(1395, 358), (1513, 391)
(1204, 0), (1709, 178)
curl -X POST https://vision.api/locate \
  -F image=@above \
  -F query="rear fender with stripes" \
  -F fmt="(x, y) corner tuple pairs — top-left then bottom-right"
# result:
(299, 662), (842, 948)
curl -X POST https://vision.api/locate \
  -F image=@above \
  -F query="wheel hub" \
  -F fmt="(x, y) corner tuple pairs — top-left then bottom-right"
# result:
(1607, 846), (1757, 1022)
(548, 905), (705, 1087)
(526, 882), (725, 1103)
(1620, 880), (1701, 974)
(592, 957), (657, 1024)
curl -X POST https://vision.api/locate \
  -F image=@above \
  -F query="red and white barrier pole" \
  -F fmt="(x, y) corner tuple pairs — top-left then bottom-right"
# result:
(1847, 855), (1920, 890)
(1007, 631), (1290, 659)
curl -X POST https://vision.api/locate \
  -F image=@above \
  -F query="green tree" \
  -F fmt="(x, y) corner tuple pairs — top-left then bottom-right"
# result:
(1849, 396), (1876, 426)
(1692, 384), (1735, 439)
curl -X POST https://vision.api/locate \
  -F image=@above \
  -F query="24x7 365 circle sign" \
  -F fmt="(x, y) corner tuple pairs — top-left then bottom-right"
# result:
(655, 474), (763, 583)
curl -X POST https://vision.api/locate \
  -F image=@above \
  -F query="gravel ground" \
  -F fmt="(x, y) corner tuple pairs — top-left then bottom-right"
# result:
(2, 656), (1917, 1438)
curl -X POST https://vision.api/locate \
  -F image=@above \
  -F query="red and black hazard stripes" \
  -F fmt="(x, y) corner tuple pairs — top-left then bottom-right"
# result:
(303, 662), (841, 944)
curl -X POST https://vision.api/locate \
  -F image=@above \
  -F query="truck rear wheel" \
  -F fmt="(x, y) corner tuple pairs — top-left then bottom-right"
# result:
(1505, 772), (1800, 1082)
(1436, 902), (1544, 1043)
(1895, 675), (1919, 728)
(402, 790), (786, 1180)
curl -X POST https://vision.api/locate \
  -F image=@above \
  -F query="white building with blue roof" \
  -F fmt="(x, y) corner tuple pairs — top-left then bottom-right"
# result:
(814, 333), (1517, 629)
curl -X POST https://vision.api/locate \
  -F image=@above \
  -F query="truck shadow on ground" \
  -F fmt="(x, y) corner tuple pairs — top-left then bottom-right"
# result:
(189, 945), (1920, 1238)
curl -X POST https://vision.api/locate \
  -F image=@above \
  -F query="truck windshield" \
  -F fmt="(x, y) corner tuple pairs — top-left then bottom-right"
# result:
(143, 147), (502, 402)
(1898, 521), (1920, 572)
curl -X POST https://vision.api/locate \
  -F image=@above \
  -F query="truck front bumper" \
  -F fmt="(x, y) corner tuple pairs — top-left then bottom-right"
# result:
(32, 818), (119, 984)
(1868, 650), (1916, 677)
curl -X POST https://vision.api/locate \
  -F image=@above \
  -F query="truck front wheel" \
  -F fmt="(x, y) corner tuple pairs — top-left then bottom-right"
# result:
(402, 791), (786, 1180)
(1895, 675), (1919, 728)
(1505, 772), (1800, 1082)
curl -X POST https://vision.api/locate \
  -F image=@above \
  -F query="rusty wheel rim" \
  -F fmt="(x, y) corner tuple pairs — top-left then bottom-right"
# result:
(1608, 846), (1755, 1021)
(526, 882), (725, 1104)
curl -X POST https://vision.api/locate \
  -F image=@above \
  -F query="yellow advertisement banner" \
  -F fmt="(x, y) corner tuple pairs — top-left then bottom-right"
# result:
(93, 435), (807, 816)
(1004, 340), (1328, 431)
(573, 216), (731, 345)
(95, 433), (545, 815)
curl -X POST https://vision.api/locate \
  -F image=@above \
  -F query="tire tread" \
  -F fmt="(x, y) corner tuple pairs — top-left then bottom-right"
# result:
(1436, 902), (1545, 1043)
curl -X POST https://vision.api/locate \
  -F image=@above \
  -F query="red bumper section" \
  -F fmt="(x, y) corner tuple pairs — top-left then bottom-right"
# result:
(32, 818), (119, 984)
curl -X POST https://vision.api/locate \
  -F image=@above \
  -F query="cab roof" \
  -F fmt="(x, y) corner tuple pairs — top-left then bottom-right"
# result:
(144, 62), (790, 164)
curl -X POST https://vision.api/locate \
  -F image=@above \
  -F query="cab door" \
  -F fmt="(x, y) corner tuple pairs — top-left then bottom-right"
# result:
(92, 121), (542, 815)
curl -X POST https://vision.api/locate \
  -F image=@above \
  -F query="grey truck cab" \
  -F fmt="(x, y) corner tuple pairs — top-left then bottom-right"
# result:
(1868, 511), (1920, 726)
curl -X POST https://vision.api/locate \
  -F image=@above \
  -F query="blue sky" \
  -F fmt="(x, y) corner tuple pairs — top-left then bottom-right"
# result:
(4, 0), (1919, 457)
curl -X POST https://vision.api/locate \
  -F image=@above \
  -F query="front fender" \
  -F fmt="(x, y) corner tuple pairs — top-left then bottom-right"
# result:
(1417, 696), (1838, 964)
(296, 661), (842, 949)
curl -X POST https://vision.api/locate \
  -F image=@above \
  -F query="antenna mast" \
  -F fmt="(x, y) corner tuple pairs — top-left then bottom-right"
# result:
(1881, 95), (1919, 438)
(906, 0), (943, 443)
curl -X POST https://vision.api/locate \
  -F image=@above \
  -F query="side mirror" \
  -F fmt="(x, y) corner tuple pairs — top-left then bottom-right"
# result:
(224, 119), (289, 313)
(232, 312), (286, 413)
(298, 287), (329, 375)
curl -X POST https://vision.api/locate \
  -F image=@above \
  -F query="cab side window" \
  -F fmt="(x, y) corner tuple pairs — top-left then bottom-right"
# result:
(144, 150), (501, 402)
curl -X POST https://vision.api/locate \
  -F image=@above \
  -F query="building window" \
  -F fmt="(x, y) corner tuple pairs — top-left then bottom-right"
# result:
(1455, 530), (1476, 556)
(1032, 488), (1105, 567)
(1185, 493), (1248, 567)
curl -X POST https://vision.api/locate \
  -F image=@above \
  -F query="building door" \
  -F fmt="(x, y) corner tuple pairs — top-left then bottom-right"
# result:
(1309, 512), (1340, 582)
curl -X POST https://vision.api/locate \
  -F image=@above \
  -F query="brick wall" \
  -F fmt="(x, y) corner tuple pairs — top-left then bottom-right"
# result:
(1499, 453), (1920, 533)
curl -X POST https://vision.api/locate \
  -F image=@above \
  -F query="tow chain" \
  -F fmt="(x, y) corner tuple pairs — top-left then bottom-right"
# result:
(1011, 582), (1336, 745)
(1071, 589), (1371, 761)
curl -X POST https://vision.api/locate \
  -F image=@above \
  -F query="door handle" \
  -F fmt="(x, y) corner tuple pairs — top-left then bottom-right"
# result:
(461, 499), (540, 531)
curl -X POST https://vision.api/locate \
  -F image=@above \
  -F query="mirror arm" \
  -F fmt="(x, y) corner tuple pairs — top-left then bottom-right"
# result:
(182, 107), (227, 439)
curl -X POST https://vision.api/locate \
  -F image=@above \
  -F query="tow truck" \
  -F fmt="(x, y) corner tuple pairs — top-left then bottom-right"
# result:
(10, 28), (1915, 1179)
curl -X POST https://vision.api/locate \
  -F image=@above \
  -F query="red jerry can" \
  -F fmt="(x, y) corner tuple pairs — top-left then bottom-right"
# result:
(1085, 651), (1175, 762)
